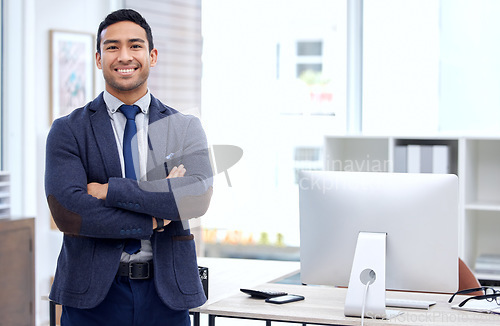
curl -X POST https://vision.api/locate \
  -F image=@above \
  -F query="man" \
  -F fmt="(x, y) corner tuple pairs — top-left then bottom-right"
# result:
(45, 9), (213, 325)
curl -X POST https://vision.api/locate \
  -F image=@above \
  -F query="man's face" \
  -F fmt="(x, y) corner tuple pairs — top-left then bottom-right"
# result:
(96, 21), (157, 100)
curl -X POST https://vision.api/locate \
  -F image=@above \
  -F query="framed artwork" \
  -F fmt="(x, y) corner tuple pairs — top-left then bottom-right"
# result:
(50, 30), (95, 122)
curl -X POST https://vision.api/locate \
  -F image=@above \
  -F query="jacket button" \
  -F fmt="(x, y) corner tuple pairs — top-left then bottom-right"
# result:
(120, 230), (125, 235)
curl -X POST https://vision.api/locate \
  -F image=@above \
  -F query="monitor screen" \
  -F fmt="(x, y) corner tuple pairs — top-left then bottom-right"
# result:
(299, 171), (459, 294)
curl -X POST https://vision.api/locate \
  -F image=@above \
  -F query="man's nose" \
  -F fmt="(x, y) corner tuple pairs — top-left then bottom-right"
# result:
(118, 48), (133, 62)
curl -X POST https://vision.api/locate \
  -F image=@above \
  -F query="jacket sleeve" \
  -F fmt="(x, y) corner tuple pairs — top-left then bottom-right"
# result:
(45, 117), (154, 239)
(105, 116), (214, 220)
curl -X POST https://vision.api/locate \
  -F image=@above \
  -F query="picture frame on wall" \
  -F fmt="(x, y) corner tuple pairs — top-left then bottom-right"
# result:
(49, 30), (95, 122)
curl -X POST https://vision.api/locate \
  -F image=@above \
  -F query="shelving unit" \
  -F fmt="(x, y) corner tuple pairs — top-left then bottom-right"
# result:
(324, 135), (500, 283)
(0, 172), (10, 219)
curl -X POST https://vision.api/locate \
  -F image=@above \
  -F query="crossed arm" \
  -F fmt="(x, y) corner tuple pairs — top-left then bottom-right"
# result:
(87, 164), (187, 229)
(46, 113), (212, 238)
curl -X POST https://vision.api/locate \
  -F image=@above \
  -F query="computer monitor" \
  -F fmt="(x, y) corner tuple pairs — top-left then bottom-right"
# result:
(299, 171), (459, 295)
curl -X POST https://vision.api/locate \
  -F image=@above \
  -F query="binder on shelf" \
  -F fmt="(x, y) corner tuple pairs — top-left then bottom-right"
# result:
(407, 145), (421, 173)
(393, 145), (407, 173)
(420, 146), (433, 173)
(475, 254), (500, 275)
(393, 144), (450, 174)
(432, 145), (449, 174)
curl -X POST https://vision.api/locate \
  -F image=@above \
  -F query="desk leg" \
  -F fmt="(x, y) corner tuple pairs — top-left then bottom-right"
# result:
(208, 315), (216, 326)
(206, 316), (307, 326)
(49, 301), (56, 326)
(192, 312), (200, 326)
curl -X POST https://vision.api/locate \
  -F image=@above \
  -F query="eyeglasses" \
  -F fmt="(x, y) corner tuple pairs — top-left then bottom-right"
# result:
(448, 287), (500, 307)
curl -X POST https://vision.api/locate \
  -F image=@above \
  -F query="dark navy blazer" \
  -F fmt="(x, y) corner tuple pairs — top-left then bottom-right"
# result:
(45, 93), (213, 310)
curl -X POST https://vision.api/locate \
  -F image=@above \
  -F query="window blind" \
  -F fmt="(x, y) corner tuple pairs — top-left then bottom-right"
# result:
(124, 0), (202, 116)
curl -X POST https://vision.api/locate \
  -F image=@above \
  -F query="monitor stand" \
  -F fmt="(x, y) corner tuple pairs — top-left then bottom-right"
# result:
(344, 232), (402, 319)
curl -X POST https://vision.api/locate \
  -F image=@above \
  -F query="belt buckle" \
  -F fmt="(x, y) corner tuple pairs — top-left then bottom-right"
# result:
(129, 262), (150, 280)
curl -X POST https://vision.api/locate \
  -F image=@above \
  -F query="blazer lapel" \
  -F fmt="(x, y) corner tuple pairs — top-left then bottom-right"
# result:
(89, 94), (122, 178)
(146, 96), (172, 180)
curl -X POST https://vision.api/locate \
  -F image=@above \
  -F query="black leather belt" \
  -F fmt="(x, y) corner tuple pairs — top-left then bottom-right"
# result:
(118, 261), (153, 280)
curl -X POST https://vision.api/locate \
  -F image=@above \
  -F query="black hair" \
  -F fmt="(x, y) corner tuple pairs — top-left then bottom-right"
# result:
(96, 9), (154, 53)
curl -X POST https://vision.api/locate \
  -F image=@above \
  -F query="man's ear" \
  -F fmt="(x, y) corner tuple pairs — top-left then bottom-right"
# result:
(95, 51), (102, 70)
(150, 48), (158, 67)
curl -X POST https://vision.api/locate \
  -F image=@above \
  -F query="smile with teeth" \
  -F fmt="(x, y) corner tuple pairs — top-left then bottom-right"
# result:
(116, 68), (136, 73)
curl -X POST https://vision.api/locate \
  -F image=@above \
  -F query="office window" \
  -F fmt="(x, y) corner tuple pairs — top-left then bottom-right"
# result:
(362, 0), (500, 134)
(296, 63), (322, 78)
(294, 146), (321, 161)
(296, 40), (323, 78)
(439, 0), (500, 132)
(297, 41), (322, 56)
(362, 0), (439, 134)
(201, 0), (346, 252)
(278, 37), (339, 116)
(199, 0), (500, 260)
(293, 146), (322, 183)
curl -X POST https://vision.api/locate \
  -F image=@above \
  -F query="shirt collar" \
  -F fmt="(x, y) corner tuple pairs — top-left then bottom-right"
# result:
(104, 90), (151, 115)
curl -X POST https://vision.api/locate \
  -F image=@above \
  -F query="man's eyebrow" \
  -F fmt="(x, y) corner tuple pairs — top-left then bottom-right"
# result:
(103, 39), (119, 45)
(102, 38), (146, 45)
(129, 38), (146, 44)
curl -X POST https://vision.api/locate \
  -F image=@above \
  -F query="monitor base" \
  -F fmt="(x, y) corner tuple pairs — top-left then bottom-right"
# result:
(344, 232), (402, 319)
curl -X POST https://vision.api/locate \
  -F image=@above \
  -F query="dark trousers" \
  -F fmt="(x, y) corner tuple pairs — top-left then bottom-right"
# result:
(61, 275), (190, 326)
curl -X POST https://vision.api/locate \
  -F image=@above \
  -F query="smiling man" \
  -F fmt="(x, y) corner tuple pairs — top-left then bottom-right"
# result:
(96, 18), (157, 102)
(45, 9), (213, 326)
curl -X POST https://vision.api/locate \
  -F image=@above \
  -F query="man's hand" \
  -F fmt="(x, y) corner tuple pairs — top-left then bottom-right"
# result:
(167, 164), (186, 178)
(87, 182), (109, 200)
(152, 218), (172, 230)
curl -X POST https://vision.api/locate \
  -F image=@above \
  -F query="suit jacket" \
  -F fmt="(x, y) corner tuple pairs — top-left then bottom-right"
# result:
(45, 92), (213, 310)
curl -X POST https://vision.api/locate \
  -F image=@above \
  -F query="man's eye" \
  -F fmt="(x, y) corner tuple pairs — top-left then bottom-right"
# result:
(131, 44), (142, 48)
(106, 46), (118, 50)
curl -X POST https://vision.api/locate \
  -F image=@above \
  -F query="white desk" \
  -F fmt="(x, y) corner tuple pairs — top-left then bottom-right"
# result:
(201, 283), (500, 325)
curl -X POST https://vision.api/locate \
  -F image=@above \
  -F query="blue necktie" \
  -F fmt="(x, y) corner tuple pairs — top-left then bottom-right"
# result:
(120, 104), (141, 255)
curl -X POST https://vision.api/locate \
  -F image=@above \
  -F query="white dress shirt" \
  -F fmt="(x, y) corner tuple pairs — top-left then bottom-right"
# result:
(104, 90), (153, 263)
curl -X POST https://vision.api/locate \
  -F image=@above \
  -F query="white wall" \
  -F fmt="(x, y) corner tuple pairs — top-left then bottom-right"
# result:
(3, 0), (122, 324)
